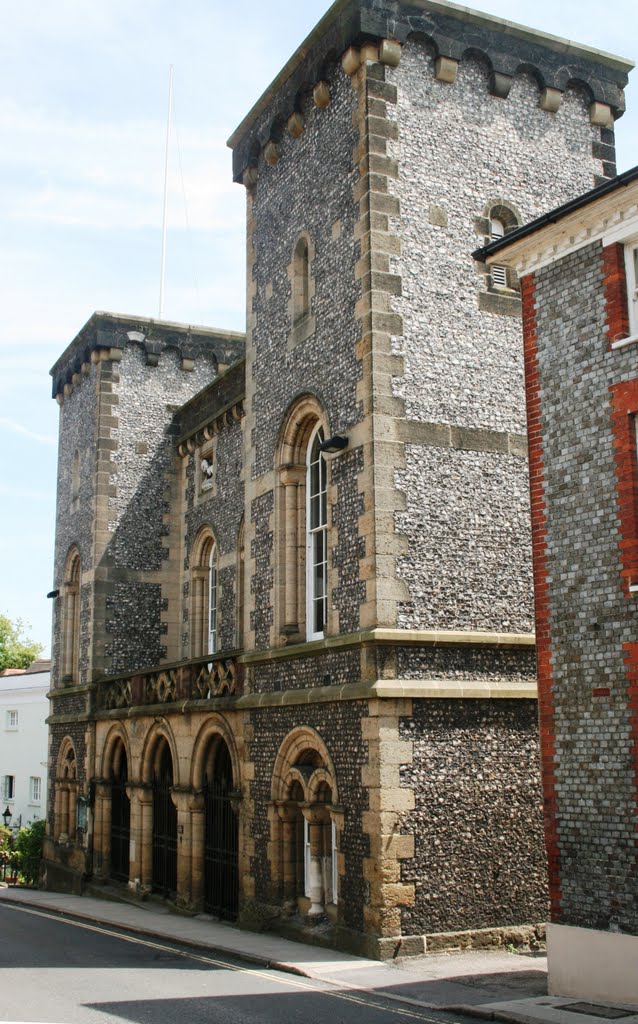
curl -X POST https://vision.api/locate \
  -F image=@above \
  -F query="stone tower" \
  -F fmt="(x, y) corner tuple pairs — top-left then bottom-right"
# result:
(44, 0), (633, 955)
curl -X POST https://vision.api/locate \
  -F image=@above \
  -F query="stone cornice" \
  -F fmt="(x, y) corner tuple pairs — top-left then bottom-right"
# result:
(240, 626), (535, 665)
(90, 675), (536, 719)
(228, 0), (632, 183)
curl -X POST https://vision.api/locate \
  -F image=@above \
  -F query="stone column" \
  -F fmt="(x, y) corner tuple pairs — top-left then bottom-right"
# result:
(93, 781), (111, 878)
(59, 785), (70, 843)
(277, 801), (299, 912)
(53, 782), (63, 841)
(172, 788), (194, 909)
(281, 468), (304, 633)
(189, 793), (206, 912)
(68, 785), (78, 842)
(138, 787), (154, 889)
(302, 804), (327, 917)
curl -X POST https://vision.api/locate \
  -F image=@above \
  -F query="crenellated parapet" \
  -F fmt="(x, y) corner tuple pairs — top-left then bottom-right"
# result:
(50, 311), (245, 404)
(228, 0), (633, 186)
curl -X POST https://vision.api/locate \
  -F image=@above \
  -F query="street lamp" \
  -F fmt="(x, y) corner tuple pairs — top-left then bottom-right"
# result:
(2, 807), (11, 828)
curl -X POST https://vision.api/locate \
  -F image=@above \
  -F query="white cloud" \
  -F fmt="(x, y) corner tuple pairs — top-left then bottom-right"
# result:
(0, 417), (56, 446)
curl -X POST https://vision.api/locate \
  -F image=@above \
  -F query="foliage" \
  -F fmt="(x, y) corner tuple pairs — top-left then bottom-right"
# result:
(0, 615), (44, 672)
(13, 819), (46, 887)
(0, 825), (11, 859)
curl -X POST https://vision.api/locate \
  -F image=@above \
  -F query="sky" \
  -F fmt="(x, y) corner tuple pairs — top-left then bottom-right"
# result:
(0, 0), (637, 658)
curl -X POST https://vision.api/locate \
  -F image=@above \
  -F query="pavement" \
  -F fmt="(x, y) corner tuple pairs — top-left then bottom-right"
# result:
(1, 884), (637, 1024)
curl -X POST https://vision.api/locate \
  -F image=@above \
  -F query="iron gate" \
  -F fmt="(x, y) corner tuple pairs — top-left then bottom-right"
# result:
(204, 744), (238, 920)
(152, 746), (177, 897)
(110, 760), (130, 883)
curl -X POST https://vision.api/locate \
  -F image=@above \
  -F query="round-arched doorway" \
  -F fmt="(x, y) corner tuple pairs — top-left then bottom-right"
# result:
(152, 739), (177, 897)
(110, 740), (130, 883)
(203, 739), (238, 920)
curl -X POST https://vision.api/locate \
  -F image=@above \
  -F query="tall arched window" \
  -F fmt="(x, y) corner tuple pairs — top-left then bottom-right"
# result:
(62, 548), (81, 684)
(306, 425), (327, 641)
(277, 397), (330, 645)
(191, 529), (219, 657)
(208, 541), (218, 655)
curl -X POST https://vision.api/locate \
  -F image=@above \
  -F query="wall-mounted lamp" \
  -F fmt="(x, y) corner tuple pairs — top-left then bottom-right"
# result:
(2, 806), (12, 828)
(47, 590), (59, 599)
(319, 435), (348, 454)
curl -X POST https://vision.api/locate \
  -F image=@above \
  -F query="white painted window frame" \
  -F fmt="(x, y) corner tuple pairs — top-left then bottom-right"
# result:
(303, 817), (311, 898)
(490, 217), (508, 289)
(208, 543), (218, 655)
(30, 776), (42, 804)
(625, 237), (638, 338)
(331, 818), (338, 905)
(306, 424), (328, 641)
(3, 775), (15, 801)
(5, 710), (18, 730)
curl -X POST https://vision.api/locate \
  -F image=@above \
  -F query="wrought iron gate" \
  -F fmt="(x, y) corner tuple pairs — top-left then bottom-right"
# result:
(204, 744), (238, 920)
(152, 746), (177, 897)
(110, 759), (130, 883)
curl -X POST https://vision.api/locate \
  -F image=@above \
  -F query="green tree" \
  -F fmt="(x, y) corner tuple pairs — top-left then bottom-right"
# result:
(0, 615), (43, 672)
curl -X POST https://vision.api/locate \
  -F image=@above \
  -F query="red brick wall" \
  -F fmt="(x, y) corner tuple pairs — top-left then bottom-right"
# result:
(521, 272), (561, 919)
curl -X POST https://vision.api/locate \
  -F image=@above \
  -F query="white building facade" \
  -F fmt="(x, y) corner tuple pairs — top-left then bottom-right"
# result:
(0, 668), (49, 829)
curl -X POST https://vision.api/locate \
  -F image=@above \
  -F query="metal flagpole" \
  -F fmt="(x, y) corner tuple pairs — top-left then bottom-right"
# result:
(159, 64), (174, 319)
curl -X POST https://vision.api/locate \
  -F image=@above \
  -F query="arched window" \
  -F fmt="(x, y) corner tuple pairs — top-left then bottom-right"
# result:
(191, 529), (219, 657)
(271, 728), (342, 917)
(306, 425), (327, 641)
(481, 201), (521, 294)
(61, 548), (80, 684)
(277, 397), (330, 644)
(54, 739), (78, 843)
(208, 541), (218, 655)
(292, 236), (310, 324)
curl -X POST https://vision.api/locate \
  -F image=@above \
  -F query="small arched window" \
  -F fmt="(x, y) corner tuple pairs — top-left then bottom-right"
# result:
(306, 425), (327, 641)
(292, 236), (310, 324)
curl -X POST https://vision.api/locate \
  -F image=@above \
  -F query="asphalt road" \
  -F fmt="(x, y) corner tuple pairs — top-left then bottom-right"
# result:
(0, 902), (474, 1024)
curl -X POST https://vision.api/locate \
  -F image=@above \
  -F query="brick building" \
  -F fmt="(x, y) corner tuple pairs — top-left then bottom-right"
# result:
(476, 167), (638, 1002)
(43, 0), (633, 957)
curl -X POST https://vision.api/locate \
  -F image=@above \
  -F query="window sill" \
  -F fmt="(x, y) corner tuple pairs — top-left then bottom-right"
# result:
(611, 333), (638, 351)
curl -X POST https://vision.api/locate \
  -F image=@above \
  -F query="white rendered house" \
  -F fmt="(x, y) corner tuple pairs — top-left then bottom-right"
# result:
(0, 664), (50, 829)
